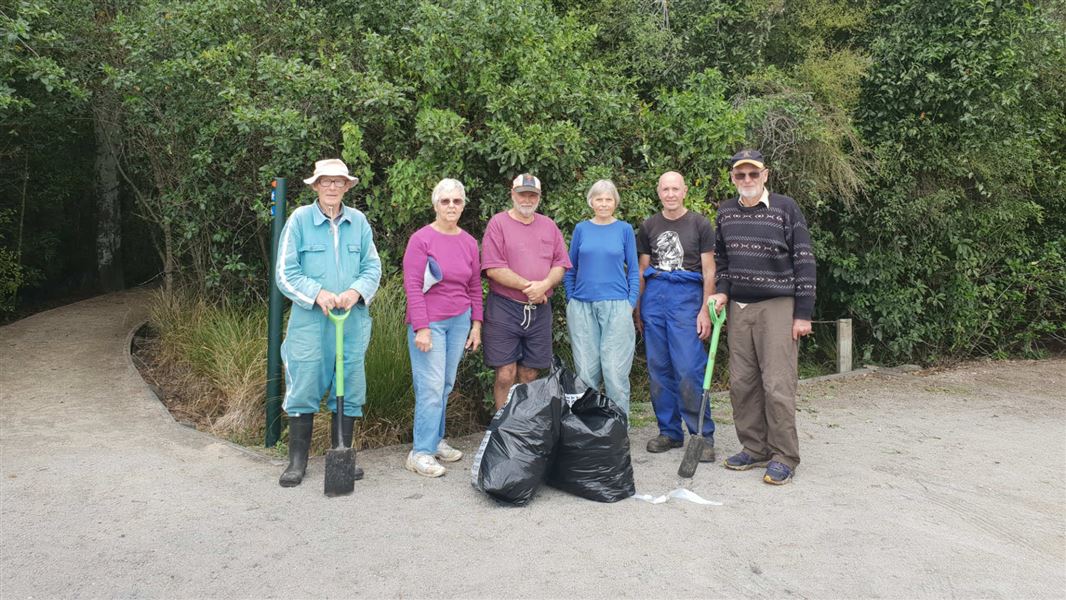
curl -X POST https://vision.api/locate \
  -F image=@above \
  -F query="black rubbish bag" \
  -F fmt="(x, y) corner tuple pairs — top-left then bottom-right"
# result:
(471, 369), (564, 506)
(548, 387), (636, 503)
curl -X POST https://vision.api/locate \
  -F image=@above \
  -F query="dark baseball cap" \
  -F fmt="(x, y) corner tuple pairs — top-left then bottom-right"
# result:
(730, 150), (765, 170)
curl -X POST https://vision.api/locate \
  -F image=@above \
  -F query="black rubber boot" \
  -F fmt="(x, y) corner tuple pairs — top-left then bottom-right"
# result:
(279, 413), (314, 487)
(331, 412), (364, 480)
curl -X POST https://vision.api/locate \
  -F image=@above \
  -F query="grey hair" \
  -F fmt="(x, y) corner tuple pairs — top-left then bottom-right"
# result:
(586, 179), (620, 207)
(431, 178), (466, 206)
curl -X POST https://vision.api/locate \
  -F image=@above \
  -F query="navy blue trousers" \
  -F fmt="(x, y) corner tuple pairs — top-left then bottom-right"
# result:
(641, 275), (714, 442)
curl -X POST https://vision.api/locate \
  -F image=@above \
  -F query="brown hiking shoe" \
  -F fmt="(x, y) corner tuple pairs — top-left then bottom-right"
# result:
(699, 443), (716, 463)
(646, 435), (684, 453)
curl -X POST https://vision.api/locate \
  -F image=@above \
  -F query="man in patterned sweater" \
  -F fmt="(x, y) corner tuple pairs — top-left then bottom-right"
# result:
(710, 150), (816, 485)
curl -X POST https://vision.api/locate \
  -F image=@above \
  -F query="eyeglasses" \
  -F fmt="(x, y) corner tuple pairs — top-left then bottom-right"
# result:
(318, 179), (349, 188)
(731, 170), (765, 181)
(438, 198), (465, 207)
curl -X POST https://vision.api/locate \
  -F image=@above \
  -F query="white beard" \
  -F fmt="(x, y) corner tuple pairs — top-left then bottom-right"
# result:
(739, 188), (762, 200)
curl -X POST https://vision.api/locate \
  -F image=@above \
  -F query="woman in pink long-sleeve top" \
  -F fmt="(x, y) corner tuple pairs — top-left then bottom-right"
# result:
(401, 178), (483, 478)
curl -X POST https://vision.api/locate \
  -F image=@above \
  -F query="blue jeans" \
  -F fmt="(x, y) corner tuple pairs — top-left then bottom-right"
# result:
(566, 299), (636, 417)
(408, 309), (471, 455)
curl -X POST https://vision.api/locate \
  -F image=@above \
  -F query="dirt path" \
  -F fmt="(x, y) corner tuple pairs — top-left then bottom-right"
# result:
(2, 289), (1063, 599)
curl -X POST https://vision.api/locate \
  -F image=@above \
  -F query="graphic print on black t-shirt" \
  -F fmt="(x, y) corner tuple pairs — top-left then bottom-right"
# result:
(637, 211), (715, 273)
(654, 231), (683, 271)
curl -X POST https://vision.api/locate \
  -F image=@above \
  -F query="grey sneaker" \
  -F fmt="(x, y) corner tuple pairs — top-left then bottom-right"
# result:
(646, 435), (684, 453)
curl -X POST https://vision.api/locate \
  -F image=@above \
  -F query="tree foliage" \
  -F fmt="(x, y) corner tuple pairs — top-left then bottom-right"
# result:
(2, 0), (1063, 360)
(828, 0), (1066, 359)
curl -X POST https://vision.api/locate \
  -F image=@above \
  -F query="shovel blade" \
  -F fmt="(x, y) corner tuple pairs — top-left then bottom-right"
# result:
(677, 437), (705, 479)
(324, 448), (355, 497)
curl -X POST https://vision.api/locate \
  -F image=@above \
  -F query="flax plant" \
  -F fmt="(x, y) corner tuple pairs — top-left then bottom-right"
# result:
(147, 288), (267, 444)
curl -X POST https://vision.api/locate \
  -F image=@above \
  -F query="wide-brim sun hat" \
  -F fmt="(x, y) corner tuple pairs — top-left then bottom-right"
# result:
(303, 159), (359, 185)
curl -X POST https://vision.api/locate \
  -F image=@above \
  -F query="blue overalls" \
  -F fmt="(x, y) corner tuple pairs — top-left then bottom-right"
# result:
(640, 267), (715, 442)
(275, 202), (381, 417)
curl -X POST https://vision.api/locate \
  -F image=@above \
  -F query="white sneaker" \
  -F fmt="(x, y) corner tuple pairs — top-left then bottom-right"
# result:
(405, 451), (445, 478)
(436, 439), (463, 462)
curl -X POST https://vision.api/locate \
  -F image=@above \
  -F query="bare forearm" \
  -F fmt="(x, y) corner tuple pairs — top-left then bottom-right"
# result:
(702, 278), (715, 314)
(485, 267), (530, 291)
(701, 252), (716, 314)
(544, 266), (565, 288)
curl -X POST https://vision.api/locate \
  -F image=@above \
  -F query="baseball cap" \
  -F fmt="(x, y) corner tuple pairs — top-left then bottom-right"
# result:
(729, 150), (766, 170)
(511, 173), (542, 194)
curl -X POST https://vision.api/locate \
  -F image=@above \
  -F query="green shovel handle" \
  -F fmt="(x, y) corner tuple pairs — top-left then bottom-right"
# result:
(701, 300), (727, 390)
(327, 309), (350, 397)
(327, 308), (351, 324)
(709, 299), (727, 327)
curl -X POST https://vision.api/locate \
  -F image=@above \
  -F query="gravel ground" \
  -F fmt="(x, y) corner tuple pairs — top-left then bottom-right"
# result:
(1, 288), (1063, 599)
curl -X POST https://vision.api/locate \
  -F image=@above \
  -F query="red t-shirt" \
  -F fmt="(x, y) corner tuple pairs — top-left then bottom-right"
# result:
(481, 211), (571, 303)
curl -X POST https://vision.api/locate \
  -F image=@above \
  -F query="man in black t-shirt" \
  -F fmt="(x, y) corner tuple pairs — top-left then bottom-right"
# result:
(635, 171), (717, 459)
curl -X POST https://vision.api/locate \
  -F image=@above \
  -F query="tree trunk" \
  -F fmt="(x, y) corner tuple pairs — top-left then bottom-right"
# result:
(94, 107), (124, 291)
(162, 220), (175, 294)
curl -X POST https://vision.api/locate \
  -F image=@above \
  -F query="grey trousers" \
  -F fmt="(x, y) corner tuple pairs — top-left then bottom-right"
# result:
(727, 296), (801, 469)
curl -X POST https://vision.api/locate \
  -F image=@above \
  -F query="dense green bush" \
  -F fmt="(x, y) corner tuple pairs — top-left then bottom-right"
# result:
(824, 0), (1066, 360)
(3, 0), (1064, 362)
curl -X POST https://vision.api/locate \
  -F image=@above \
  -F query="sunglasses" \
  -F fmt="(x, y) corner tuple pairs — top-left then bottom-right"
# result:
(318, 179), (349, 188)
(731, 170), (765, 181)
(438, 198), (465, 207)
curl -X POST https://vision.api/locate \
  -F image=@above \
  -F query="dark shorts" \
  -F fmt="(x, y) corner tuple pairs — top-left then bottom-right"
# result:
(482, 292), (554, 369)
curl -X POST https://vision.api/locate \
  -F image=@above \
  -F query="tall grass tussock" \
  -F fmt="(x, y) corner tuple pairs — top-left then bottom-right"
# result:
(144, 278), (487, 453)
(148, 289), (268, 445)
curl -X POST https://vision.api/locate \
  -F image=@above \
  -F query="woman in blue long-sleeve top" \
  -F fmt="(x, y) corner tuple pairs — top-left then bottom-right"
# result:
(564, 179), (640, 418)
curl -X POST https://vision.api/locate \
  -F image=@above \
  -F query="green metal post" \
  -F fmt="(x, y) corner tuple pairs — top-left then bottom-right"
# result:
(265, 177), (287, 447)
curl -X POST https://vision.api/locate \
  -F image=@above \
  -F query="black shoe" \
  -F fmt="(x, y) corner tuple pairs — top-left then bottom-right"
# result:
(646, 434), (684, 453)
(330, 412), (364, 481)
(698, 442), (716, 463)
(279, 414), (314, 487)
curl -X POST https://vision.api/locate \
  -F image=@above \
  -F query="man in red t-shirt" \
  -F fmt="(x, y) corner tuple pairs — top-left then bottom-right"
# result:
(481, 174), (572, 410)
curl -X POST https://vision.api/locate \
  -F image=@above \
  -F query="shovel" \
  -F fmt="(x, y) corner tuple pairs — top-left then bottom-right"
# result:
(324, 308), (356, 497)
(678, 299), (727, 479)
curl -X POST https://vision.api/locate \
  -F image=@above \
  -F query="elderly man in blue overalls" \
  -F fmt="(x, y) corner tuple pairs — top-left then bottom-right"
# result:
(275, 159), (382, 487)
(636, 171), (718, 460)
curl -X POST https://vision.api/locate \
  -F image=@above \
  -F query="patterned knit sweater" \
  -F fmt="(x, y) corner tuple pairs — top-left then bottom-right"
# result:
(713, 192), (817, 319)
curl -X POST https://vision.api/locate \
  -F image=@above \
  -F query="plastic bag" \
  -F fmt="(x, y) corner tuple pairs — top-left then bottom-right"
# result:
(471, 371), (564, 506)
(548, 388), (636, 503)
(632, 488), (722, 505)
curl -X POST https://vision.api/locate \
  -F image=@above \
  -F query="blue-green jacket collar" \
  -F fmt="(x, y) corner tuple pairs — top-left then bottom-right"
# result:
(311, 201), (353, 225)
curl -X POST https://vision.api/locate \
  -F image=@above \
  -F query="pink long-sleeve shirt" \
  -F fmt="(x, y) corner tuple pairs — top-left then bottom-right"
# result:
(402, 225), (484, 331)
